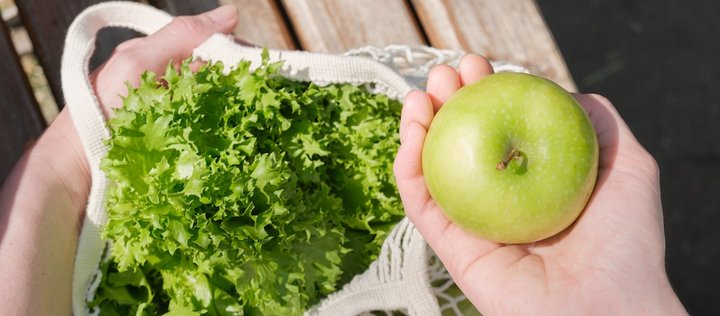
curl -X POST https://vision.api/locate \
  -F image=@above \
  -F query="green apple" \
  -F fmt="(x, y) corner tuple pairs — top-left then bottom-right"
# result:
(422, 72), (598, 244)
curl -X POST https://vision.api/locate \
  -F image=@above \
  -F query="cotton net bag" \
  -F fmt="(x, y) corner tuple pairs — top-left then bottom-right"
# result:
(63, 2), (524, 315)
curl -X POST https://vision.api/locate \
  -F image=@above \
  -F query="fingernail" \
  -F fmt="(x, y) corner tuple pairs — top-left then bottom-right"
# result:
(207, 4), (237, 24)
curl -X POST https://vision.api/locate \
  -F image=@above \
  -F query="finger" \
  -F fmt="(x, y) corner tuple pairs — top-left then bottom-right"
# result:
(400, 90), (434, 144)
(427, 217), (503, 286)
(114, 37), (144, 52)
(394, 121), (500, 258)
(394, 93), (503, 285)
(458, 54), (494, 86)
(572, 93), (648, 168)
(394, 122), (501, 278)
(566, 93), (662, 253)
(394, 121), (433, 216)
(395, 91), (440, 223)
(122, 4), (237, 77)
(95, 5), (238, 112)
(573, 93), (619, 150)
(188, 60), (206, 73)
(426, 64), (460, 112)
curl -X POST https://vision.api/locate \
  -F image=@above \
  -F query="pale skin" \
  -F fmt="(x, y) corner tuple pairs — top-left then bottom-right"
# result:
(395, 56), (688, 314)
(0, 5), (686, 315)
(0, 5), (237, 314)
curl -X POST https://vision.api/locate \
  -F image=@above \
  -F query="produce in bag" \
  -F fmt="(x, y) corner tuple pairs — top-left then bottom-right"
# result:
(90, 51), (404, 315)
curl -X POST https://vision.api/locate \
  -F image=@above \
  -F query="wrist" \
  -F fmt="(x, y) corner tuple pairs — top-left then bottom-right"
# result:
(31, 109), (91, 214)
(615, 272), (687, 316)
(652, 276), (687, 315)
(0, 108), (88, 314)
(579, 266), (686, 315)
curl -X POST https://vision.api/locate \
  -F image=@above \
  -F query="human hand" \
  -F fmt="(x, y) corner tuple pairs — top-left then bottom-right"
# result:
(0, 6), (238, 315)
(58, 4), (239, 214)
(394, 55), (687, 314)
(92, 4), (238, 117)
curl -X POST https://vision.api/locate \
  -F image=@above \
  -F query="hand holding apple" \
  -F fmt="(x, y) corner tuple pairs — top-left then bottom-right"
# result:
(422, 72), (599, 243)
(393, 54), (686, 314)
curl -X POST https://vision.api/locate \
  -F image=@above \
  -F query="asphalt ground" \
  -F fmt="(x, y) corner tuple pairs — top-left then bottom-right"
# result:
(537, 0), (720, 314)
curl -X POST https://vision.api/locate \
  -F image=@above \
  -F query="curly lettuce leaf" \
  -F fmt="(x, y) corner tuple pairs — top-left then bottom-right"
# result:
(95, 52), (403, 315)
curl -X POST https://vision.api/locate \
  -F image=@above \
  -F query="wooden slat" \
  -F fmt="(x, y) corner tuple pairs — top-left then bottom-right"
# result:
(0, 19), (45, 184)
(410, 0), (576, 91)
(148, 0), (219, 15)
(15, 0), (142, 107)
(220, 0), (296, 50)
(146, 0), (297, 50)
(281, 0), (426, 53)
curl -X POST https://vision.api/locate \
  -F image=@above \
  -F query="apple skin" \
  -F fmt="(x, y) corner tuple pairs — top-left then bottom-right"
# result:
(422, 72), (599, 244)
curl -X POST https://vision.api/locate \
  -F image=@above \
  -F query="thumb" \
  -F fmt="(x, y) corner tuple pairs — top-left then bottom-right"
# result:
(137, 4), (238, 65)
(93, 5), (238, 113)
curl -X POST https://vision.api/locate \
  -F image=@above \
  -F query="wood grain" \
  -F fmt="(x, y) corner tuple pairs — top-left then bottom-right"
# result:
(281, 0), (426, 53)
(15, 0), (142, 106)
(219, 0), (296, 49)
(150, 0), (296, 50)
(411, 0), (576, 91)
(0, 19), (45, 184)
(148, 0), (219, 15)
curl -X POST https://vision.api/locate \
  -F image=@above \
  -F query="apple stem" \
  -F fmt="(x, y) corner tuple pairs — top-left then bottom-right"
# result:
(496, 148), (522, 171)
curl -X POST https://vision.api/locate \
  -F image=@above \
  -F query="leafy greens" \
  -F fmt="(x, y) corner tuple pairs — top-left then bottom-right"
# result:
(91, 51), (404, 315)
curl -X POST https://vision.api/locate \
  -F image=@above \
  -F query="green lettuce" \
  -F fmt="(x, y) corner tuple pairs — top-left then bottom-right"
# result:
(91, 51), (404, 315)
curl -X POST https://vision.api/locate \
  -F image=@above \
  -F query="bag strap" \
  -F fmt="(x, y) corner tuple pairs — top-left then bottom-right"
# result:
(61, 0), (419, 231)
(62, 0), (173, 221)
(192, 36), (416, 100)
(61, 3), (175, 314)
(62, 2), (416, 201)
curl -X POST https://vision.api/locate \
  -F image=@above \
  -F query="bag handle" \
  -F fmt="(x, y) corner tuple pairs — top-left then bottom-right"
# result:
(62, 3), (176, 314)
(62, 1), (416, 185)
(62, 1), (173, 188)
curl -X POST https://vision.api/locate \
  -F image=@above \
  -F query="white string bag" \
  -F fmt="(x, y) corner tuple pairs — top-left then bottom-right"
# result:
(64, 2), (526, 315)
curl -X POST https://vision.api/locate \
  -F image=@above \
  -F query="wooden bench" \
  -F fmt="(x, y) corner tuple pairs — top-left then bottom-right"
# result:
(0, 0), (575, 184)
